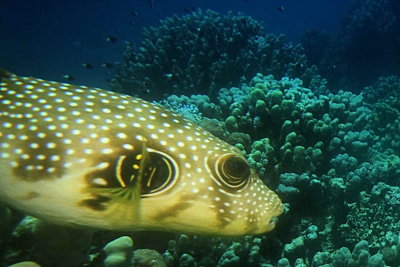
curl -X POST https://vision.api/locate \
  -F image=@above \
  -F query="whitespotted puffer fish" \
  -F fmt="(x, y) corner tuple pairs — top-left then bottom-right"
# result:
(0, 69), (283, 235)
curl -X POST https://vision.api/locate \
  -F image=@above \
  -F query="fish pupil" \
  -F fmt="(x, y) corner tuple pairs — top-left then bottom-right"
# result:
(226, 157), (249, 178)
(220, 156), (250, 187)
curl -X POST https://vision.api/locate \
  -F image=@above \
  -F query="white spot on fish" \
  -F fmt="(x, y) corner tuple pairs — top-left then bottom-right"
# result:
(122, 144), (134, 150)
(101, 148), (113, 154)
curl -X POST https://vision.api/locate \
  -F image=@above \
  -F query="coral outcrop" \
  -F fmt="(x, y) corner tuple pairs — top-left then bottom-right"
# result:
(111, 10), (322, 100)
(301, 0), (400, 93)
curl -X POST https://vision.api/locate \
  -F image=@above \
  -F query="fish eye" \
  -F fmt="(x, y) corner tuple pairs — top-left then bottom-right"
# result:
(85, 148), (178, 201)
(217, 154), (250, 188)
(141, 150), (178, 197)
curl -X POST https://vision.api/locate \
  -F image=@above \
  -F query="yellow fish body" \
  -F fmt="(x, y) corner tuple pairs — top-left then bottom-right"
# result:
(0, 70), (283, 235)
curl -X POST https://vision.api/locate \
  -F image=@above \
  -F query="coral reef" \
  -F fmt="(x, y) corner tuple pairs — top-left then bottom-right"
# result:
(154, 73), (400, 266)
(111, 9), (323, 100)
(103, 236), (134, 267)
(1, 216), (93, 267)
(2, 70), (400, 266)
(132, 249), (167, 267)
(161, 234), (277, 266)
(301, 0), (400, 93)
(362, 75), (400, 104)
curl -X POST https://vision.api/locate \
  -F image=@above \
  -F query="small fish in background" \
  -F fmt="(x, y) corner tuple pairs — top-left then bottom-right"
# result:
(295, 62), (304, 69)
(329, 65), (337, 73)
(129, 21), (136, 26)
(183, 7), (196, 13)
(183, 7), (192, 13)
(278, 5), (285, 12)
(163, 73), (173, 79)
(101, 62), (114, 68)
(163, 73), (181, 83)
(131, 11), (139, 16)
(81, 63), (94, 69)
(63, 74), (75, 81)
(148, 0), (154, 8)
(106, 36), (118, 44)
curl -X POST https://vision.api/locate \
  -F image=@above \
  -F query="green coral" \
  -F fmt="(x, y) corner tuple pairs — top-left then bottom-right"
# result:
(3, 67), (400, 266)
(111, 10), (322, 99)
(155, 72), (400, 266)
(103, 236), (134, 267)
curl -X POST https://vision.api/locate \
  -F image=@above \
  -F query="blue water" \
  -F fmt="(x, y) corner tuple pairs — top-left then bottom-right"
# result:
(0, 0), (353, 89)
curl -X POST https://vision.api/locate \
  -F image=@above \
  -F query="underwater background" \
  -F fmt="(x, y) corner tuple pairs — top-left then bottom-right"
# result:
(1, 0), (400, 266)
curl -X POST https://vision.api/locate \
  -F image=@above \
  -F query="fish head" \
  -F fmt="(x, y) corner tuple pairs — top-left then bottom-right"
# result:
(0, 70), (283, 236)
(131, 121), (283, 236)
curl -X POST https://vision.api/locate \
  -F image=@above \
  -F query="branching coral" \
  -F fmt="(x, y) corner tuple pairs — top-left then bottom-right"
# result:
(156, 72), (400, 266)
(111, 9), (322, 100)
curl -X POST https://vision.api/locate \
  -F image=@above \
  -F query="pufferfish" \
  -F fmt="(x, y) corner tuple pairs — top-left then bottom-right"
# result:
(0, 69), (283, 236)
